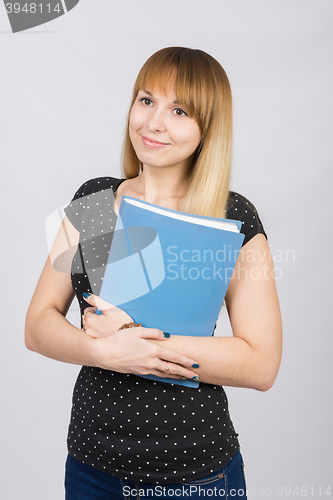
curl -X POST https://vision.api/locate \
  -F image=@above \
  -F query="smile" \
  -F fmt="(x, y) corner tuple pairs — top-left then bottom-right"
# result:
(141, 136), (170, 148)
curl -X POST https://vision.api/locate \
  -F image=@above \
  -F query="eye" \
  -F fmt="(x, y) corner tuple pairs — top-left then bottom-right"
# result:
(174, 107), (188, 117)
(140, 97), (153, 106)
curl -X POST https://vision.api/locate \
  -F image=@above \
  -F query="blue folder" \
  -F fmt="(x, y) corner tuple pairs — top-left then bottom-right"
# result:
(98, 196), (245, 388)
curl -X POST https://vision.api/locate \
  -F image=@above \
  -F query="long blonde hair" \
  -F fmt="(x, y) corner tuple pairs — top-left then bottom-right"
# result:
(122, 47), (233, 219)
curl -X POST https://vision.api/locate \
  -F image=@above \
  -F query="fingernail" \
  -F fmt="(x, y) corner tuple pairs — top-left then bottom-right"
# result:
(163, 332), (170, 338)
(192, 363), (200, 368)
(180, 376), (187, 380)
(82, 292), (91, 299)
(192, 376), (200, 381)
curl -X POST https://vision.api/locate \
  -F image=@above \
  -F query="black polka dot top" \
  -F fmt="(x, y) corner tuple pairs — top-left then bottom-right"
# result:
(64, 176), (267, 484)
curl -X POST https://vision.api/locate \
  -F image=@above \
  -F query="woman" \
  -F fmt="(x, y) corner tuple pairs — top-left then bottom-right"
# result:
(25, 47), (282, 499)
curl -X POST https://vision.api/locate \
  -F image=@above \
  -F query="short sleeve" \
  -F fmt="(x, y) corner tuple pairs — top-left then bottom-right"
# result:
(64, 177), (123, 231)
(64, 179), (96, 230)
(226, 191), (267, 246)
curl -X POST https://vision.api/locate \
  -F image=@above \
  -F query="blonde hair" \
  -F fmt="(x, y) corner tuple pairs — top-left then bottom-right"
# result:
(122, 47), (233, 218)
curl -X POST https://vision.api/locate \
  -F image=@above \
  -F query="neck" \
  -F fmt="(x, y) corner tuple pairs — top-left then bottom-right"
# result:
(135, 165), (190, 208)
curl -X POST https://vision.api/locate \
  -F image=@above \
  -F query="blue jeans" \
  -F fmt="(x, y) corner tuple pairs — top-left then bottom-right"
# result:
(65, 451), (247, 499)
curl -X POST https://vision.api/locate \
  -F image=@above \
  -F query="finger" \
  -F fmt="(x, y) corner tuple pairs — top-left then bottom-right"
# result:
(142, 371), (183, 380)
(135, 329), (200, 368)
(154, 371), (197, 381)
(84, 327), (98, 339)
(136, 328), (172, 341)
(159, 360), (200, 380)
(82, 292), (118, 314)
(83, 307), (96, 317)
(144, 362), (200, 381)
(82, 307), (96, 328)
(84, 310), (104, 329)
(155, 345), (200, 371)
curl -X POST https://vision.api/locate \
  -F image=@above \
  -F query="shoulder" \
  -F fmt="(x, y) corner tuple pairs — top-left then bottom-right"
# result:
(64, 176), (126, 229)
(70, 176), (126, 201)
(226, 191), (268, 246)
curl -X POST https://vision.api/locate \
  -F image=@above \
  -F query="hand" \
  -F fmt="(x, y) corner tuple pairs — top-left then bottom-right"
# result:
(82, 293), (133, 339)
(91, 326), (200, 380)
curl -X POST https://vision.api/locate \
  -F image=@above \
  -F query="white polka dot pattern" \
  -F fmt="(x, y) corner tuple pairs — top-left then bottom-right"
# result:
(64, 177), (267, 484)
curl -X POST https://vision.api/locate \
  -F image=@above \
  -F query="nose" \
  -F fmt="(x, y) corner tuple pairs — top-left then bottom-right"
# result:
(147, 108), (166, 133)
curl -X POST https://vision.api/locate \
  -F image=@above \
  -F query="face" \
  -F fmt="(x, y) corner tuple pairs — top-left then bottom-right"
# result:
(129, 87), (201, 173)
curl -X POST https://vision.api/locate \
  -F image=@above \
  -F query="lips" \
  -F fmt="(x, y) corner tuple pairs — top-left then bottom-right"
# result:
(141, 136), (169, 148)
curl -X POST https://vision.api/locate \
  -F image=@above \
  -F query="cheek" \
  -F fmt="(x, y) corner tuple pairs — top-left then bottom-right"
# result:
(129, 110), (136, 134)
(129, 106), (144, 135)
(129, 110), (146, 158)
(182, 125), (201, 152)
(129, 114), (141, 150)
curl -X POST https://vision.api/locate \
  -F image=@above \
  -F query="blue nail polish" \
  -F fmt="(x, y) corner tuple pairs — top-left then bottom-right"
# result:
(192, 376), (200, 381)
(192, 363), (200, 368)
(82, 292), (91, 299)
(163, 332), (170, 338)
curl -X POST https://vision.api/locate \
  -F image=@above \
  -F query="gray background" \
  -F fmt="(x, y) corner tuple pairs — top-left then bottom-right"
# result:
(1, 0), (332, 498)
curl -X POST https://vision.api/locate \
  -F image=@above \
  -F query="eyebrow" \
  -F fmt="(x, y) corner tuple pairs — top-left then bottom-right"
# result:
(142, 89), (178, 105)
